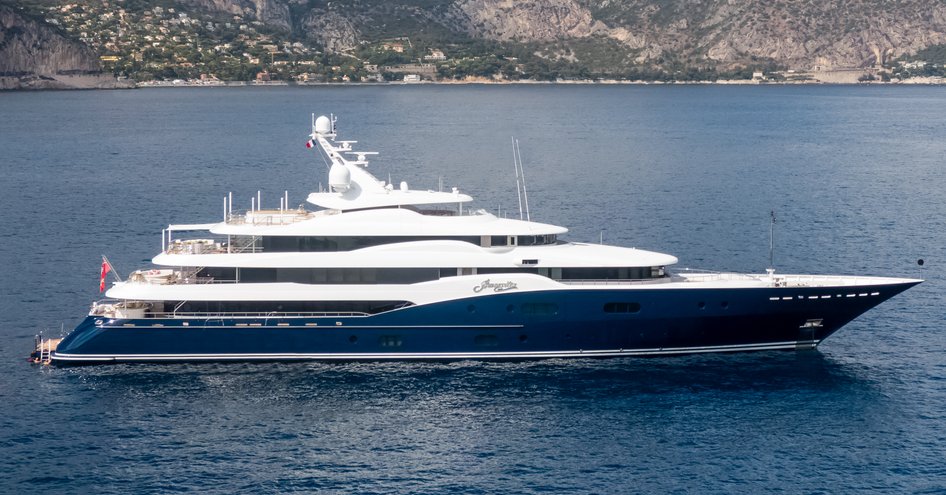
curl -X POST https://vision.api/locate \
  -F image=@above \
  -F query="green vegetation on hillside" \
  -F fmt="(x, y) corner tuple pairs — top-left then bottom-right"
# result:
(889, 44), (946, 79)
(9, 0), (940, 84)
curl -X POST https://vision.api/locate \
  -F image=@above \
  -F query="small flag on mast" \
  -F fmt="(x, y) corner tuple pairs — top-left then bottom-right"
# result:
(305, 139), (315, 148)
(99, 256), (113, 293)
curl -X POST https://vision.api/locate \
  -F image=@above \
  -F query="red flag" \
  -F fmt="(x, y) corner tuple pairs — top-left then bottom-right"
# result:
(99, 259), (111, 292)
(305, 139), (314, 148)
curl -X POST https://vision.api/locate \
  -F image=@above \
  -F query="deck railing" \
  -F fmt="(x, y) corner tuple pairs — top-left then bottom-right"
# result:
(557, 277), (675, 286)
(159, 311), (371, 318)
(94, 308), (371, 319)
(225, 208), (330, 226)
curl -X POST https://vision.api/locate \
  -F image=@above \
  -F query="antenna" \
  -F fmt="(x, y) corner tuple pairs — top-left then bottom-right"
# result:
(769, 210), (777, 271)
(515, 139), (531, 222)
(512, 137), (524, 220)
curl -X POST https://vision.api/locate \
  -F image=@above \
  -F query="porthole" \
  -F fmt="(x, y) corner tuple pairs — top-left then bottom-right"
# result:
(348, 335), (358, 344)
(720, 301), (729, 309)
(467, 304), (476, 313)
(506, 304), (516, 313)
(697, 301), (706, 309)
(519, 334), (528, 343)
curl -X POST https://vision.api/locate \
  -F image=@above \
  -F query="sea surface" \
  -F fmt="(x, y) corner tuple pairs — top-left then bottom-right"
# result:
(0, 85), (944, 494)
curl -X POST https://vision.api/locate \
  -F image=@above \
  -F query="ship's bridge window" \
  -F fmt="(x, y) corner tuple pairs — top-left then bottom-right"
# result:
(556, 267), (666, 280)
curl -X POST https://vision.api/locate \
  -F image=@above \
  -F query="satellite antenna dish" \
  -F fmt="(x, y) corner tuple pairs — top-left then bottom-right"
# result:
(345, 151), (379, 165)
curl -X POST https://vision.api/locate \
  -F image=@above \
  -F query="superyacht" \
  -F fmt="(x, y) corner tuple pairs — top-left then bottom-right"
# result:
(45, 115), (920, 363)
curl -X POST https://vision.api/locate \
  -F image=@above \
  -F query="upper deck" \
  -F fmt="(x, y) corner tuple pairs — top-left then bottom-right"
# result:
(304, 114), (476, 211)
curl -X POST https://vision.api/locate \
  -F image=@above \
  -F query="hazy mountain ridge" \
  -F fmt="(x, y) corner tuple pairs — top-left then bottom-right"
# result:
(5, 0), (946, 87)
(578, 0), (946, 69)
(217, 0), (946, 70)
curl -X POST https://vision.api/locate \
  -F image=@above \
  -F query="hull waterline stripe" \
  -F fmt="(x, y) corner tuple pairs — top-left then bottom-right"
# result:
(97, 324), (525, 330)
(51, 340), (819, 362)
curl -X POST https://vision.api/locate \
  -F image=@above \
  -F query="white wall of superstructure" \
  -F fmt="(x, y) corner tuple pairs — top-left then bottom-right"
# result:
(154, 240), (678, 269)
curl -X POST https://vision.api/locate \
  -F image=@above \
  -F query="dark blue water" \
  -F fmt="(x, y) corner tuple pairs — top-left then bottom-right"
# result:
(1, 85), (944, 493)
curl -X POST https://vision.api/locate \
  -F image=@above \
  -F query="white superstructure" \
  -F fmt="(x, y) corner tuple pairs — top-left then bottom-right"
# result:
(104, 114), (687, 308)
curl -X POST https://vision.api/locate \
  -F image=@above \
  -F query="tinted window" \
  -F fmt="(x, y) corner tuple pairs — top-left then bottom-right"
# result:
(603, 302), (641, 313)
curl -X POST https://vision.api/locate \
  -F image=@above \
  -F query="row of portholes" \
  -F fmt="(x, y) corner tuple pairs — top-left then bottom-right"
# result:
(349, 334), (530, 346)
(462, 300), (730, 315)
(467, 303), (560, 315)
(697, 301), (729, 310)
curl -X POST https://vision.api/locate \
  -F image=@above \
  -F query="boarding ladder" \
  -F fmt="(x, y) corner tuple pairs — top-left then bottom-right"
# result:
(31, 334), (58, 365)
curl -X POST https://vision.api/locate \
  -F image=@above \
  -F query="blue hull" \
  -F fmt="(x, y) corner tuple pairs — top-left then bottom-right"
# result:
(51, 283), (918, 364)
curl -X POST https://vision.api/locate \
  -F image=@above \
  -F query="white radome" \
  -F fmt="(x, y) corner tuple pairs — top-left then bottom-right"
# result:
(315, 115), (332, 135)
(328, 162), (351, 192)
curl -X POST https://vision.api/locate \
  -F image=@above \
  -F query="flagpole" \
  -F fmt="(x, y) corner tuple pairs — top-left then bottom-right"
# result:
(102, 255), (123, 282)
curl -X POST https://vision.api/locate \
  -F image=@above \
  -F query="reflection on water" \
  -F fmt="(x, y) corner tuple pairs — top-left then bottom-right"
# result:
(65, 351), (878, 401)
(15, 352), (902, 494)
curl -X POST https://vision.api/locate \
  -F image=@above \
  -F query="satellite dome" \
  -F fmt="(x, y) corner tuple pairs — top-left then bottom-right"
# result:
(329, 162), (351, 193)
(315, 115), (332, 135)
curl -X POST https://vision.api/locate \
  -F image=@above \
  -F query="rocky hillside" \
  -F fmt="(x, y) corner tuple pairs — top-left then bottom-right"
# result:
(196, 0), (946, 70)
(0, 4), (126, 89)
(577, 0), (946, 70)
(6, 0), (946, 84)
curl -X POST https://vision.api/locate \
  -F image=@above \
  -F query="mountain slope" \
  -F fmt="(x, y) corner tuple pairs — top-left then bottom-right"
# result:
(0, 4), (129, 88)
(7, 0), (946, 84)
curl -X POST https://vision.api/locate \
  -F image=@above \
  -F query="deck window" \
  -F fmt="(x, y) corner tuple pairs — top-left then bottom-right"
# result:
(603, 302), (642, 314)
(237, 267), (439, 284)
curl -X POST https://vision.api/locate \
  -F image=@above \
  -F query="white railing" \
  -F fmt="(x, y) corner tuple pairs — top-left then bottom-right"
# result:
(225, 208), (328, 226)
(165, 235), (261, 255)
(673, 269), (765, 283)
(673, 269), (876, 287)
(558, 277), (675, 286)
(152, 311), (370, 319)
